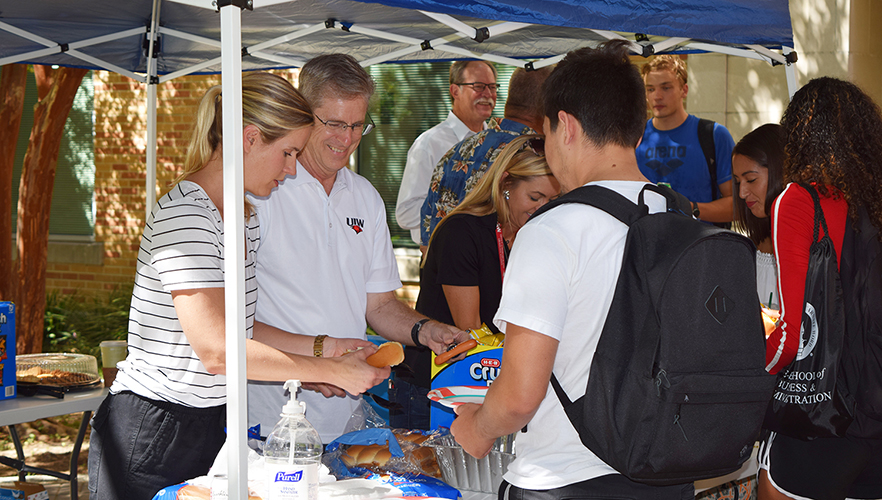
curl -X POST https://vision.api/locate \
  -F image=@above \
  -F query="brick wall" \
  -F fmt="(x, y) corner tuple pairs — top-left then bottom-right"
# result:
(43, 69), (422, 308)
(46, 70), (283, 294)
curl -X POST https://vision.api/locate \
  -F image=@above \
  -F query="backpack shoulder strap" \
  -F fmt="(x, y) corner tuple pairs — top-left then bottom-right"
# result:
(529, 183), (694, 226)
(697, 118), (717, 201)
(528, 185), (643, 226)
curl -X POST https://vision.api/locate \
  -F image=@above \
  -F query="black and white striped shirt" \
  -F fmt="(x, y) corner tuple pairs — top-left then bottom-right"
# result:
(113, 181), (258, 408)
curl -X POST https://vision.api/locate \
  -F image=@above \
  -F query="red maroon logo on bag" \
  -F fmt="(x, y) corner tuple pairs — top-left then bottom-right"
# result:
(346, 217), (364, 234)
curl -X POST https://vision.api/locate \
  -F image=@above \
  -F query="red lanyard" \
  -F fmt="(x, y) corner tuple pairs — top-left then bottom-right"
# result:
(495, 222), (507, 283)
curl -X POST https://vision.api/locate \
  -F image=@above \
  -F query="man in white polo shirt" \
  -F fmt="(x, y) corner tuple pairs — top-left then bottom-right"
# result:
(395, 60), (497, 245)
(248, 54), (468, 443)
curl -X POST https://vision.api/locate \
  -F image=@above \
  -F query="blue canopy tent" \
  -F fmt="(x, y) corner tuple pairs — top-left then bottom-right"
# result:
(0, 1), (796, 495)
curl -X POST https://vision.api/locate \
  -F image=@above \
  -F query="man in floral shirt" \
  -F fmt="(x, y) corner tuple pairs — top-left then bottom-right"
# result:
(419, 66), (552, 248)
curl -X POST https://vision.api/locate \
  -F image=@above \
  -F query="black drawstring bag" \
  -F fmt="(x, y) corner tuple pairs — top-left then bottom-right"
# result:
(764, 184), (854, 440)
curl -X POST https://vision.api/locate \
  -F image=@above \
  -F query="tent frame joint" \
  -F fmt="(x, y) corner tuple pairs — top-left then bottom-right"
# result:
(142, 34), (161, 58)
(420, 40), (432, 50)
(474, 27), (490, 43)
(215, 0), (253, 12)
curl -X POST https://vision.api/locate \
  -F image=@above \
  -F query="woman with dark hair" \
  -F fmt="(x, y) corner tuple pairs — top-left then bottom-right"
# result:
(732, 123), (785, 310)
(758, 77), (882, 500)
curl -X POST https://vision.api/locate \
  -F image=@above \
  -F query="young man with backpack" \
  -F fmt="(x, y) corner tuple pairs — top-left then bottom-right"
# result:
(450, 41), (697, 499)
(636, 55), (736, 224)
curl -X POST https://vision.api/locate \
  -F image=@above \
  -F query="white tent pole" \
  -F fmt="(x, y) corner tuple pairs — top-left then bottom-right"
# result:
(145, 0), (162, 218)
(0, 25), (145, 66)
(683, 42), (775, 62)
(745, 44), (787, 65)
(650, 37), (690, 54)
(160, 57), (226, 82)
(530, 54), (565, 69)
(783, 46), (798, 99)
(418, 10), (481, 39)
(218, 2), (248, 499)
(417, 11), (531, 41)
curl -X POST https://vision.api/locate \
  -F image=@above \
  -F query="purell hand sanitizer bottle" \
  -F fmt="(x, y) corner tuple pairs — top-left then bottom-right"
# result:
(264, 380), (322, 500)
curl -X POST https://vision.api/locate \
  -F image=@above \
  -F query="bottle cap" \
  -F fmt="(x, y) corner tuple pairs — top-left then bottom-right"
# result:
(281, 379), (306, 415)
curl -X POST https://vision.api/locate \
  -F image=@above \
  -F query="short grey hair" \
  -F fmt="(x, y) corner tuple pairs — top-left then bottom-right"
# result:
(449, 60), (497, 86)
(299, 53), (375, 109)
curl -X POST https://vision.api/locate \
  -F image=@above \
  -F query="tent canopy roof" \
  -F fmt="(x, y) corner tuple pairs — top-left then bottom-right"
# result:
(0, 0), (794, 81)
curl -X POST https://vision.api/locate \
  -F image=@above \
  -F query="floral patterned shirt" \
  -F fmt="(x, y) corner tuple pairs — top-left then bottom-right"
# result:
(419, 118), (535, 245)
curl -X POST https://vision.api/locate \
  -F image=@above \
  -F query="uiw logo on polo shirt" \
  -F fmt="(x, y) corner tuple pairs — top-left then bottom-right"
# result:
(346, 217), (365, 234)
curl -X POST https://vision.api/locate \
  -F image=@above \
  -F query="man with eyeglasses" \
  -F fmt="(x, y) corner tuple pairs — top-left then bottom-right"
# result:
(418, 66), (553, 250)
(395, 60), (498, 246)
(246, 54), (468, 444)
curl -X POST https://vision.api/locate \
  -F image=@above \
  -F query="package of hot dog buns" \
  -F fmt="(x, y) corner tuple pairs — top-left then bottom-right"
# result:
(324, 427), (445, 480)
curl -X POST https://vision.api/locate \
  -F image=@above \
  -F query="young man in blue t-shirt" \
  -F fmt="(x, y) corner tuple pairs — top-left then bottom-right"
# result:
(635, 55), (735, 223)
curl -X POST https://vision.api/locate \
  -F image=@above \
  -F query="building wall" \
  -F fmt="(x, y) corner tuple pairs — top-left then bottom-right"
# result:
(686, 0), (880, 144)
(46, 72), (224, 293)
(849, 0), (882, 104)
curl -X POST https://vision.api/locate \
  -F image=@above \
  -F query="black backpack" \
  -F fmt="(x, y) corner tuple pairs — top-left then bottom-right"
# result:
(840, 205), (882, 438)
(530, 183), (777, 485)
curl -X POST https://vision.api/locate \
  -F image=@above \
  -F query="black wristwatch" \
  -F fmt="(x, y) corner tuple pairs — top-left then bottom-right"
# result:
(411, 318), (430, 348)
(691, 201), (700, 218)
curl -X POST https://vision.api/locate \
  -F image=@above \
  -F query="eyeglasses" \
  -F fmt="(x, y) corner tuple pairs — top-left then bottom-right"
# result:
(455, 82), (501, 94)
(523, 137), (545, 156)
(315, 113), (375, 136)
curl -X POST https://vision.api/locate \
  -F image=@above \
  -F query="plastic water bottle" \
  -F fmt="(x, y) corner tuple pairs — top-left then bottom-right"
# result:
(264, 380), (322, 500)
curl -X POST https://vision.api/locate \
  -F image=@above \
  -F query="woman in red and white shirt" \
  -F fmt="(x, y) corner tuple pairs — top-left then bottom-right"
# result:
(758, 77), (882, 500)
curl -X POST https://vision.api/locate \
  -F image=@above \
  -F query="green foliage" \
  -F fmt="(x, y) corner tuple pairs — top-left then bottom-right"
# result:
(43, 285), (131, 362)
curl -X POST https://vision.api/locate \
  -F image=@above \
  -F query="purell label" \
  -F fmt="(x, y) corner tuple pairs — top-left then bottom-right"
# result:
(266, 462), (317, 500)
(274, 470), (303, 482)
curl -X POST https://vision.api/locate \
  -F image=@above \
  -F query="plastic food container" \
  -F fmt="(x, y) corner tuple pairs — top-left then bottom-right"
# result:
(430, 433), (515, 493)
(16, 353), (100, 387)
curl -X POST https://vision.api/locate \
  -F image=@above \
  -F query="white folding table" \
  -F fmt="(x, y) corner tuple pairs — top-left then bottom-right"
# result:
(0, 387), (108, 500)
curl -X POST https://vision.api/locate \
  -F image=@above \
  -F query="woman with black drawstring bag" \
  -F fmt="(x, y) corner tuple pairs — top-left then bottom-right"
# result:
(757, 77), (882, 500)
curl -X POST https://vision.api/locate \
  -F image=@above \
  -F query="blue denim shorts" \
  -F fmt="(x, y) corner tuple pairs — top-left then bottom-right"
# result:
(87, 391), (226, 500)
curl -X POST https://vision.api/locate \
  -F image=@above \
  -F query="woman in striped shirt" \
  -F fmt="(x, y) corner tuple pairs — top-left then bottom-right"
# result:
(88, 72), (390, 500)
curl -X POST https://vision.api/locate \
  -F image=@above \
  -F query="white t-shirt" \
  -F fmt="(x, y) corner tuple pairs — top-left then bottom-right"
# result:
(115, 181), (259, 408)
(755, 250), (779, 310)
(247, 164), (401, 442)
(494, 180), (666, 490)
(395, 111), (480, 244)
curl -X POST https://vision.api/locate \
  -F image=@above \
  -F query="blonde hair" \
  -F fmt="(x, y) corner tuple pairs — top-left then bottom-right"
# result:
(428, 134), (552, 249)
(176, 72), (313, 216)
(641, 55), (687, 87)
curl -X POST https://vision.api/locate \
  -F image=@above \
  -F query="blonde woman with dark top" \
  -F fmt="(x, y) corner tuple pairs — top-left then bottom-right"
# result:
(391, 134), (559, 429)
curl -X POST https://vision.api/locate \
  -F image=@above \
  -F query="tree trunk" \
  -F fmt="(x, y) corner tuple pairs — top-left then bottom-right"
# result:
(16, 66), (88, 355)
(0, 64), (28, 302)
